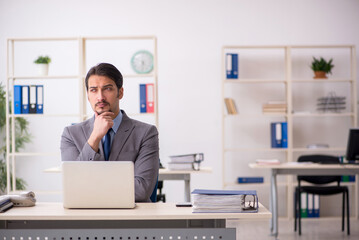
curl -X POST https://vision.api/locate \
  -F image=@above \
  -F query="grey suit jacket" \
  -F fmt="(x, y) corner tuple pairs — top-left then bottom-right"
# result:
(60, 110), (159, 202)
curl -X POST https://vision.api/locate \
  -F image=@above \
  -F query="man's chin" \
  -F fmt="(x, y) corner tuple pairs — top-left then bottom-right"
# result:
(96, 109), (112, 115)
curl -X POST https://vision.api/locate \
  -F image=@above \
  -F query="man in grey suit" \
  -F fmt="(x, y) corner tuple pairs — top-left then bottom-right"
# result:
(60, 63), (159, 202)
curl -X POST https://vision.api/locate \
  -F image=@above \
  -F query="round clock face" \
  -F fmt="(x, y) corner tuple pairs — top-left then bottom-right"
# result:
(131, 50), (154, 74)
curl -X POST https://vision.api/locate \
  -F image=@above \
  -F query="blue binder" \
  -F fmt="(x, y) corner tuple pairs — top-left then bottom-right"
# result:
(226, 53), (238, 79)
(281, 122), (288, 148)
(14, 85), (22, 114)
(21, 85), (29, 114)
(307, 193), (314, 218)
(36, 85), (44, 114)
(271, 122), (282, 148)
(139, 84), (147, 113)
(314, 194), (320, 217)
(237, 177), (264, 183)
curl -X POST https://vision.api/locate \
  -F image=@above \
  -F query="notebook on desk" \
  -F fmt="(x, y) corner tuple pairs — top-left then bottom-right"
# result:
(62, 161), (135, 209)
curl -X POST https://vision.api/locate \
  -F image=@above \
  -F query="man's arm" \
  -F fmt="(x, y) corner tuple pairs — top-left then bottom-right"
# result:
(60, 126), (103, 161)
(134, 125), (159, 202)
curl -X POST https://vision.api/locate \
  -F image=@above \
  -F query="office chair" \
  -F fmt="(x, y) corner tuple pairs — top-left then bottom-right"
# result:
(150, 177), (158, 202)
(150, 160), (166, 202)
(294, 155), (350, 235)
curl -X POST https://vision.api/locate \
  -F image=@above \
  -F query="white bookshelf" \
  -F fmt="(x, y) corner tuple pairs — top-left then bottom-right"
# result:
(5, 36), (158, 196)
(222, 45), (357, 219)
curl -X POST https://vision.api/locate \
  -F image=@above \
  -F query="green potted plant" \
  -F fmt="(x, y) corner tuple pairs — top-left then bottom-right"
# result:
(34, 55), (51, 76)
(311, 57), (334, 79)
(0, 83), (31, 194)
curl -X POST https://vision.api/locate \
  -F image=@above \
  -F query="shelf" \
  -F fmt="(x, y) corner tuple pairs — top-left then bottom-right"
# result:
(10, 113), (82, 118)
(8, 75), (80, 80)
(8, 152), (60, 157)
(224, 113), (287, 118)
(292, 147), (346, 152)
(224, 79), (353, 84)
(292, 79), (353, 83)
(224, 148), (287, 152)
(292, 112), (354, 117)
(224, 79), (286, 84)
(123, 73), (155, 78)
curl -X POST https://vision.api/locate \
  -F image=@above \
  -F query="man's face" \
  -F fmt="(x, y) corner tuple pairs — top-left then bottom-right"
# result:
(87, 75), (123, 116)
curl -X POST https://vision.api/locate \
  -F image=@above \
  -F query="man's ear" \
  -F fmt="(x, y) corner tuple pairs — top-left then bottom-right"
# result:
(118, 87), (124, 99)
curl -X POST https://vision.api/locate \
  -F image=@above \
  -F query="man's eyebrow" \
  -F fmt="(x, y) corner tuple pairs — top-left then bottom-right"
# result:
(102, 84), (114, 88)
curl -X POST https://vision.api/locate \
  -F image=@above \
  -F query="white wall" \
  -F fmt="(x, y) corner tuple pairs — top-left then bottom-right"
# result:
(1, 0), (359, 203)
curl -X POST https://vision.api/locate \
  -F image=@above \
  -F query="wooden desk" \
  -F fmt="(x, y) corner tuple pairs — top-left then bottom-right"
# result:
(0, 202), (271, 239)
(44, 167), (212, 202)
(249, 163), (359, 238)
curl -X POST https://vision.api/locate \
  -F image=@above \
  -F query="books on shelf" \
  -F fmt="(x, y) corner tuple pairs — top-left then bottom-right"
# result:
(225, 53), (238, 79)
(297, 193), (320, 218)
(255, 159), (281, 165)
(270, 122), (287, 148)
(262, 101), (287, 114)
(341, 175), (356, 182)
(14, 85), (44, 114)
(237, 177), (264, 184)
(168, 153), (204, 171)
(191, 189), (258, 213)
(224, 98), (238, 115)
(139, 83), (155, 113)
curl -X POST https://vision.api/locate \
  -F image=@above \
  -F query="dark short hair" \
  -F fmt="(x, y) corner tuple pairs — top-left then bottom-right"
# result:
(85, 63), (123, 91)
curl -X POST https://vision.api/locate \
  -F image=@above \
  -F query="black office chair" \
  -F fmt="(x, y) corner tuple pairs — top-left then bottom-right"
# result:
(294, 155), (350, 235)
(150, 160), (166, 202)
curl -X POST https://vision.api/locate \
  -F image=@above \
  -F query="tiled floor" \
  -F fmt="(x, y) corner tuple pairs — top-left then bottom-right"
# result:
(227, 218), (359, 240)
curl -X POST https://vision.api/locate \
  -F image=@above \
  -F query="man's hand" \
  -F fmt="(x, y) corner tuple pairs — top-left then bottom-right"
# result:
(87, 111), (115, 152)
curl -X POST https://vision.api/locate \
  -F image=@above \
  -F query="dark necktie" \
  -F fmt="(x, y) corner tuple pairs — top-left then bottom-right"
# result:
(103, 129), (112, 161)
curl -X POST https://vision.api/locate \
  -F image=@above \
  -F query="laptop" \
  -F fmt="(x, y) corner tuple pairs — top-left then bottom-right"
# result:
(62, 161), (135, 209)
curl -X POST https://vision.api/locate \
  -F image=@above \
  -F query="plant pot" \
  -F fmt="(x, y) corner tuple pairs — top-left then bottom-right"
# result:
(313, 71), (327, 79)
(36, 63), (49, 76)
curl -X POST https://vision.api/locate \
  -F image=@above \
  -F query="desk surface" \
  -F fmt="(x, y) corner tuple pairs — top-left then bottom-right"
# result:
(44, 167), (212, 174)
(0, 202), (271, 221)
(249, 162), (359, 169)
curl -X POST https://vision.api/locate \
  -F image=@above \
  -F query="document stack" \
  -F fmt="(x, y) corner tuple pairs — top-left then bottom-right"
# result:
(262, 101), (286, 114)
(191, 189), (258, 213)
(168, 153), (204, 171)
(0, 196), (13, 213)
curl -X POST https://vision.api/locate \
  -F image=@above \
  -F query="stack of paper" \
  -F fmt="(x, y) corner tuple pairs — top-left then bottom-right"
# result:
(0, 196), (13, 213)
(262, 101), (287, 113)
(191, 189), (258, 213)
(168, 153), (204, 170)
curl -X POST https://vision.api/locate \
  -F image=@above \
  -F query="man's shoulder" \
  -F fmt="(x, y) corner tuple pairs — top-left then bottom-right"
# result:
(65, 118), (92, 132)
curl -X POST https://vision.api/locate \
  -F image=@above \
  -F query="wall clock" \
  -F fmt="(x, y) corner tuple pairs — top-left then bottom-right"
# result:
(131, 50), (154, 74)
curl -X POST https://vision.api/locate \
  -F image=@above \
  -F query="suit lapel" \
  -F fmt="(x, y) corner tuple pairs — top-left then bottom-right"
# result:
(109, 111), (135, 161)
